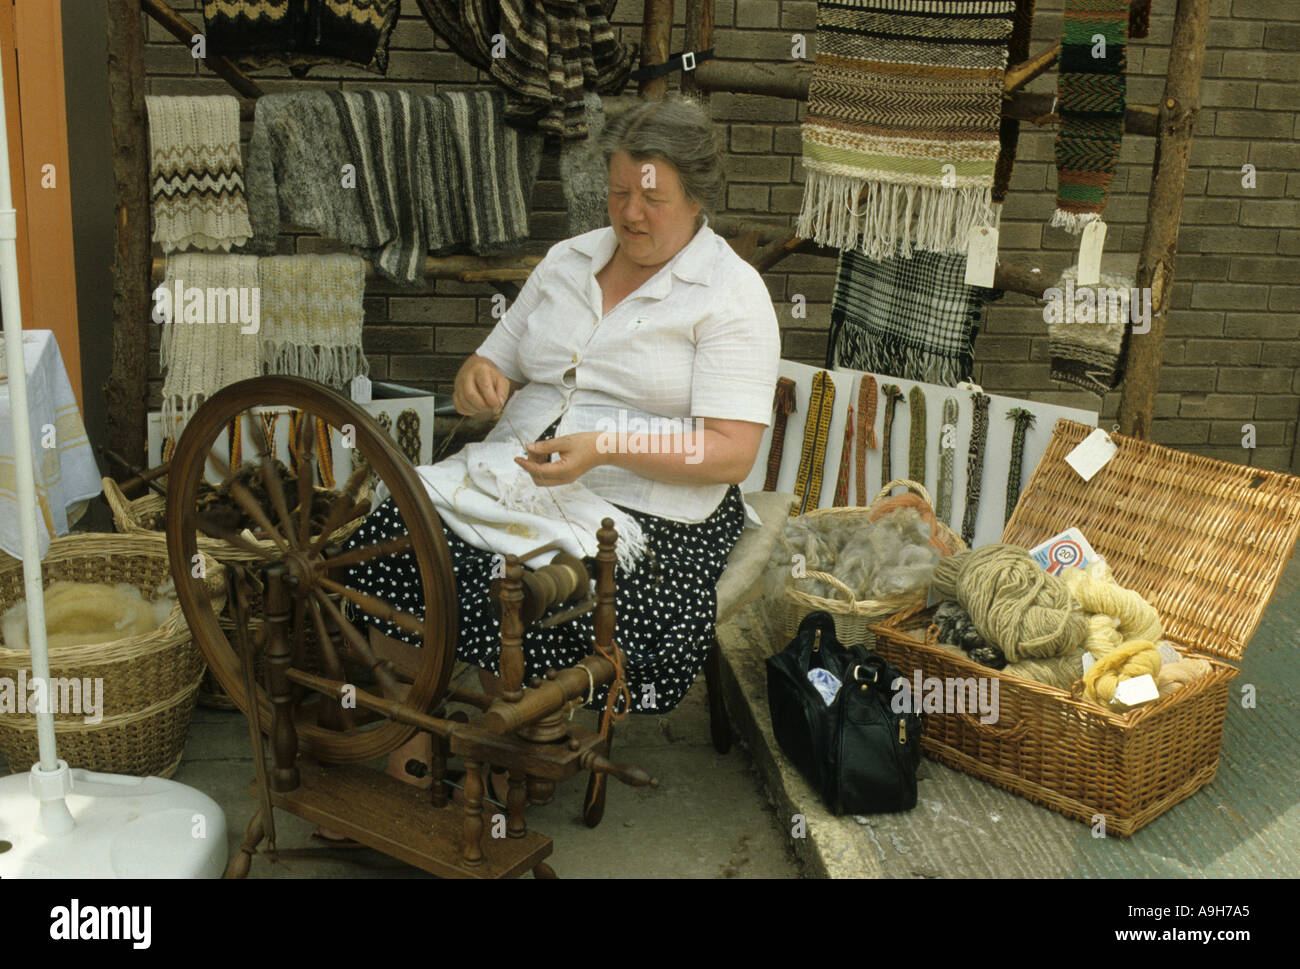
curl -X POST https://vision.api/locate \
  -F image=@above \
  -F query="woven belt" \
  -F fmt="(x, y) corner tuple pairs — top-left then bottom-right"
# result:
(936, 397), (959, 525)
(908, 386), (927, 483)
(792, 371), (835, 515)
(628, 48), (715, 81)
(1005, 407), (1037, 524)
(832, 405), (855, 507)
(961, 392), (991, 546)
(879, 384), (904, 491)
(764, 377), (798, 491)
(855, 375), (878, 505)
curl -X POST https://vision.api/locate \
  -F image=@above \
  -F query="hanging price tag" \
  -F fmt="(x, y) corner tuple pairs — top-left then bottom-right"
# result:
(1065, 427), (1117, 482)
(964, 225), (999, 287)
(1076, 220), (1108, 287)
(350, 375), (372, 404)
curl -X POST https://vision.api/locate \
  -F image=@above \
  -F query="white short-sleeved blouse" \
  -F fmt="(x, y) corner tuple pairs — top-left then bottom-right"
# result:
(475, 218), (781, 523)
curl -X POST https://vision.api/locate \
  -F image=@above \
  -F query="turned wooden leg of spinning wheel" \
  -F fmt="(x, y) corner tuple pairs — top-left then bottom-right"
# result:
(461, 758), (485, 866)
(582, 723), (614, 829)
(705, 639), (733, 755)
(532, 862), (558, 879)
(224, 810), (266, 879)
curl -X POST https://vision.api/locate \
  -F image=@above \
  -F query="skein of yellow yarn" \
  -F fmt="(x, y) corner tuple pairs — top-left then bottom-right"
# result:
(1084, 613), (1123, 658)
(1156, 657), (1212, 695)
(1083, 640), (1162, 707)
(930, 544), (1087, 663)
(1065, 560), (1162, 642)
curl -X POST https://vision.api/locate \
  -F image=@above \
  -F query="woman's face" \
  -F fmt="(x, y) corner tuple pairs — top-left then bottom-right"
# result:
(607, 150), (703, 270)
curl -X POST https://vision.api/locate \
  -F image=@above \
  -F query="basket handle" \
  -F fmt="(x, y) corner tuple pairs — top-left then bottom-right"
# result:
(870, 478), (934, 508)
(953, 710), (1030, 741)
(798, 569), (858, 603)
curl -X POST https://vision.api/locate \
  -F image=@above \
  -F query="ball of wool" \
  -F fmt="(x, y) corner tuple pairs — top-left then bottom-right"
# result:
(1156, 657), (1212, 696)
(929, 544), (1087, 663)
(1064, 560), (1162, 642)
(1004, 648), (1088, 690)
(1083, 639), (1162, 707)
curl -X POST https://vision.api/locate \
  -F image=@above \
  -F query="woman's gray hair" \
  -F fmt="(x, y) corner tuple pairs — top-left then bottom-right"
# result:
(599, 97), (725, 220)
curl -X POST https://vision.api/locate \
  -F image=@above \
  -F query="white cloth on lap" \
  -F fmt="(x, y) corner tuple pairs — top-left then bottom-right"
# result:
(379, 442), (647, 573)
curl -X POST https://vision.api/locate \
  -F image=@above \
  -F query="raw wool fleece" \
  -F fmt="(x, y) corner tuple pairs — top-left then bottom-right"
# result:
(201, 0), (402, 75)
(827, 248), (1001, 386)
(1047, 264), (1133, 395)
(245, 88), (543, 286)
(414, 0), (635, 138)
(159, 254), (262, 438)
(259, 254), (369, 391)
(146, 95), (252, 253)
(0, 580), (173, 651)
(1053, 0), (1128, 232)
(798, 0), (1017, 259)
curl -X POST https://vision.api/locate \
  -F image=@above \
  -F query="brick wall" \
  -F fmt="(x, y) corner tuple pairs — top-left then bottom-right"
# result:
(141, 0), (1299, 472)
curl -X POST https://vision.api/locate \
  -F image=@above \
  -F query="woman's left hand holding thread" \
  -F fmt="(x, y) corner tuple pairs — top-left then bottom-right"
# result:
(516, 432), (603, 486)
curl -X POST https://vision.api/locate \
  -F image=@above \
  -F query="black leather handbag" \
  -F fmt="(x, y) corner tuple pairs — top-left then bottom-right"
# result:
(766, 610), (923, 815)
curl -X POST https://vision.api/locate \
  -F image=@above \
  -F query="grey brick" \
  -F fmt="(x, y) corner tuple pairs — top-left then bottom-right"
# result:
(144, 45), (200, 75)
(1184, 338), (1262, 366)
(1190, 283), (1270, 310)
(709, 93), (797, 123)
(1232, 0), (1291, 17)
(730, 124), (774, 153)
(1188, 138), (1252, 168)
(1259, 341), (1300, 368)
(1227, 257), (1297, 283)
(1269, 286), (1300, 311)
(388, 354), (460, 382)
(1217, 367), (1295, 394)
(769, 185), (805, 213)
(1255, 83), (1298, 110)
(385, 51), (479, 82)
(1220, 51), (1299, 81)
(1207, 21), (1268, 48)
(1211, 420), (1288, 447)
(1155, 420), (1211, 445)
(995, 221), (1044, 251)
(1178, 393), (1256, 419)
(1247, 141), (1300, 171)
(1215, 110), (1294, 138)
(436, 327), (489, 354)
(1205, 168), (1287, 196)
(363, 326), (434, 354)
(366, 356), (389, 380)
(1279, 230), (1300, 256)
(1198, 81), (1258, 110)
(972, 336), (1032, 361)
(1240, 199), (1300, 227)
(782, 329), (826, 363)
(1175, 255), (1233, 282)
(1264, 23), (1300, 50)
(1225, 312), (1300, 340)
(785, 274), (834, 303)
(1179, 226), (1279, 254)
(363, 297), (388, 322)
(722, 152), (791, 182)
(735, 0), (780, 28)
(727, 183), (770, 211)
(781, 1), (818, 30)
(716, 29), (802, 62)
(1255, 395), (1300, 420)
(389, 296), (478, 324)
(774, 125), (803, 155)
(1160, 367), (1220, 392)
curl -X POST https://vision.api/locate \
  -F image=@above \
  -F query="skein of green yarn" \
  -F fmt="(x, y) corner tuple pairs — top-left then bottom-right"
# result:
(930, 544), (1087, 662)
(1004, 649), (1087, 690)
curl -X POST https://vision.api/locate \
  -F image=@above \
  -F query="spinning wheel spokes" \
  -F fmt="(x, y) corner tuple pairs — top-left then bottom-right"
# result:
(165, 376), (458, 764)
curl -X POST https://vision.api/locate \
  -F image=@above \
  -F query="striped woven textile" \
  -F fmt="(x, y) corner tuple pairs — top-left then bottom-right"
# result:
(1053, 0), (1128, 232)
(203, 0), (401, 75)
(259, 254), (369, 392)
(798, 0), (1017, 259)
(828, 248), (1001, 386)
(792, 372), (836, 515)
(146, 96), (252, 254)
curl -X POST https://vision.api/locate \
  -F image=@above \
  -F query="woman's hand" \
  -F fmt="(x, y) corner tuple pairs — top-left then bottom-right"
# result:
(453, 354), (520, 418)
(515, 432), (604, 486)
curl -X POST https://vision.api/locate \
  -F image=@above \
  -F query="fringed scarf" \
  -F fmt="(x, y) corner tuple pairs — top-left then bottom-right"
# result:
(1047, 264), (1134, 395)
(798, 0), (1016, 259)
(828, 248), (1001, 386)
(159, 254), (262, 440)
(202, 0), (401, 75)
(146, 95), (252, 254)
(259, 254), (370, 391)
(1053, 0), (1129, 232)
(414, 0), (634, 138)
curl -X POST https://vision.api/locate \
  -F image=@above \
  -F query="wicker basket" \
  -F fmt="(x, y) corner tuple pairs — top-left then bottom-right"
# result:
(0, 534), (225, 777)
(776, 479), (966, 644)
(871, 420), (1300, 836)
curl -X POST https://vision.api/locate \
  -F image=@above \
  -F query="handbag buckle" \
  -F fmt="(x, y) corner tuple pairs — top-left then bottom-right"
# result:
(813, 629), (821, 653)
(851, 664), (879, 685)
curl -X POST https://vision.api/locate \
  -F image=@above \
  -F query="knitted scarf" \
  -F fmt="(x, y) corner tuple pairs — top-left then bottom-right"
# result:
(245, 89), (542, 285)
(146, 95), (252, 254)
(159, 254), (262, 438)
(792, 371), (836, 515)
(259, 254), (370, 391)
(414, 0), (635, 138)
(798, 0), (1016, 259)
(1053, 0), (1128, 232)
(1047, 264), (1133, 395)
(202, 0), (401, 75)
(828, 249), (1001, 386)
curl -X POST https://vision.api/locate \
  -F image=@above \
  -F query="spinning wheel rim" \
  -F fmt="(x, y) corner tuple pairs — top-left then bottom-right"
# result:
(165, 376), (459, 763)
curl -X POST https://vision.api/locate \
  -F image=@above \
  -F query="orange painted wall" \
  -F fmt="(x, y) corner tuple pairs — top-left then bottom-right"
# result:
(1, 0), (81, 411)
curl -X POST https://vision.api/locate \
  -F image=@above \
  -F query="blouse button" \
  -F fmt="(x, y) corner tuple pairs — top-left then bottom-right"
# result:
(571, 353), (579, 363)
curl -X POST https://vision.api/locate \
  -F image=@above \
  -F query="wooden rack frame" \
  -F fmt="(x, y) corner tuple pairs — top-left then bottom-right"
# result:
(103, 0), (1209, 461)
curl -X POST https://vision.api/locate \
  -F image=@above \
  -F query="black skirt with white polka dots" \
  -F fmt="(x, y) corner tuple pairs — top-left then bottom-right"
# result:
(338, 419), (745, 714)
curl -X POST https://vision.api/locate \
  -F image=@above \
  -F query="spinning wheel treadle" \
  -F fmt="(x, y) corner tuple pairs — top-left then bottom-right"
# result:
(164, 376), (658, 878)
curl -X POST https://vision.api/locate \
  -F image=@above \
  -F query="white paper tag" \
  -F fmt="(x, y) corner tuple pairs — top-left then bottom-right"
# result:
(350, 375), (372, 404)
(1082, 652), (1095, 675)
(1113, 673), (1160, 707)
(1065, 428), (1118, 482)
(964, 225), (999, 287)
(1077, 221), (1108, 287)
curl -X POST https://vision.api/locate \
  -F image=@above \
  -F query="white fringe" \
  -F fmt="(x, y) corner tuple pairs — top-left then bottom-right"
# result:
(1050, 208), (1100, 234)
(262, 341), (369, 391)
(796, 173), (994, 259)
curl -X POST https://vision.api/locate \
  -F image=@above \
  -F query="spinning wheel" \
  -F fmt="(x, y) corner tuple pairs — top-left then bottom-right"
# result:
(164, 376), (656, 878)
(165, 376), (459, 765)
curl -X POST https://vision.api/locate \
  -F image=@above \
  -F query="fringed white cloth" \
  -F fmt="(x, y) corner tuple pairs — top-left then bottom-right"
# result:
(389, 442), (648, 573)
(259, 254), (370, 391)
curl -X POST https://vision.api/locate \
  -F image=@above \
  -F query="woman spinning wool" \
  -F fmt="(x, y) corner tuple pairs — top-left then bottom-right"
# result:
(339, 97), (779, 799)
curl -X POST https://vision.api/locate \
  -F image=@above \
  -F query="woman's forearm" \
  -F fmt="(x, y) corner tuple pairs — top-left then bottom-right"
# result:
(596, 428), (756, 485)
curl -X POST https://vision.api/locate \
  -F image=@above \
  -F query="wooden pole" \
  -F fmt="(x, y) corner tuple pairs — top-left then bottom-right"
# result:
(681, 0), (713, 101)
(1117, 0), (1211, 439)
(103, 0), (150, 464)
(639, 0), (674, 100)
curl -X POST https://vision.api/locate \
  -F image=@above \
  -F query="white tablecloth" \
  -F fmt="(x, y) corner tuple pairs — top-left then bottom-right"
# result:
(0, 330), (102, 559)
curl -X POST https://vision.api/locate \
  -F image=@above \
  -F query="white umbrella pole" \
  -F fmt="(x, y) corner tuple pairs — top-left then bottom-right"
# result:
(0, 41), (74, 833)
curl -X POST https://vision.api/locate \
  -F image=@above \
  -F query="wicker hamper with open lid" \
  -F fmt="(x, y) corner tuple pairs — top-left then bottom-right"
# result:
(870, 419), (1300, 836)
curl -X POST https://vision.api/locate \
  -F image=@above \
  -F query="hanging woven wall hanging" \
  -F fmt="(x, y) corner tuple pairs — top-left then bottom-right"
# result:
(797, 0), (1016, 259)
(832, 405), (856, 507)
(1053, 0), (1129, 232)
(1005, 407), (1036, 523)
(961, 391), (991, 546)
(765, 377), (799, 492)
(908, 387), (927, 483)
(828, 249), (1002, 386)
(992, 0), (1038, 205)
(1047, 264), (1134, 395)
(879, 384), (904, 490)
(935, 396), (960, 525)
(792, 372), (836, 515)
(259, 254), (370, 392)
(855, 375), (878, 505)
